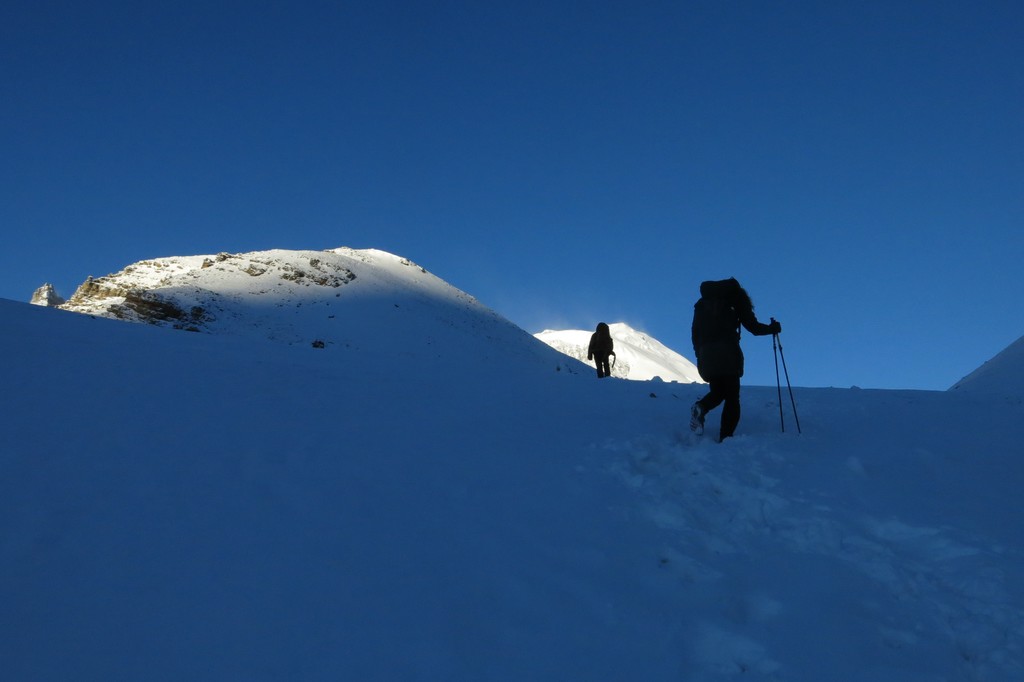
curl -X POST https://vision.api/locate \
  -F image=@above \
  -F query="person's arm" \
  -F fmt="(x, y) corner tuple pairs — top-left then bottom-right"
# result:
(691, 306), (701, 358)
(739, 307), (781, 336)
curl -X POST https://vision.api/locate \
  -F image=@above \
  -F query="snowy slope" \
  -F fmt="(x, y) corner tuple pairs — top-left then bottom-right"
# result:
(950, 333), (1024, 397)
(2, 267), (1024, 680)
(536, 323), (702, 383)
(56, 247), (581, 371)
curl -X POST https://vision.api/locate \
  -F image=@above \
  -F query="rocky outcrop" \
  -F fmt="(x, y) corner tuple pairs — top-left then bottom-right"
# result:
(110, 291), (210, 331)
(60, 275), (209, 330)
(30, 283), (65, 307)
(57, 250), (364, 333)
(63, 276), (128, 307)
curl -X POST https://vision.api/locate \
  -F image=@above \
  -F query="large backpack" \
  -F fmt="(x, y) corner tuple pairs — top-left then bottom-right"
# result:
(693, 279), (745, 379)
(696, 279), (742, 342)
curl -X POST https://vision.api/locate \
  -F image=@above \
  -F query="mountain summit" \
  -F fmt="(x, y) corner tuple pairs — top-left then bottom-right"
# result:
(57, 247), (574, 370)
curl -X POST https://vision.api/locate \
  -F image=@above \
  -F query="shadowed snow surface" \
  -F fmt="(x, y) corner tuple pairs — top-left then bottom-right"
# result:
(2, 248), (1022, 680)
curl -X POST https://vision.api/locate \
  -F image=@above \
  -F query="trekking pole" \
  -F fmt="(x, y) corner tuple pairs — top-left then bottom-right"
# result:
(773, 323), (802, 435)
(772, 328), (785, 433)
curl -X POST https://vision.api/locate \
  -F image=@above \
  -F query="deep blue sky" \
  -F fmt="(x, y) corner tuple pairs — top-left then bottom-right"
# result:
(3, 1), (1022, 390)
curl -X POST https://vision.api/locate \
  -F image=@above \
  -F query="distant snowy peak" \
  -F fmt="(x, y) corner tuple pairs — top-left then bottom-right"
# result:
(535, 323), (703, 383)
(30, 283), (65, 307)
(951, 333), (1024, 396)
(57, 247), (569, 368)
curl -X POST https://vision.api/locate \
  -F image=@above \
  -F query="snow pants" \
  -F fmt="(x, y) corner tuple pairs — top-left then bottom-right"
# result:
(697, 375), (741, 440)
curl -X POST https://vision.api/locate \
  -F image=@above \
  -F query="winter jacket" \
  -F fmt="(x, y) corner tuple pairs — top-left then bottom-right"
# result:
(691, 279), (776, 381)
(588, 323), (615, 360)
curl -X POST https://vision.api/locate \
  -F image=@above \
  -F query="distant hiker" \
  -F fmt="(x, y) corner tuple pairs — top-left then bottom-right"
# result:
(690, 278), (781, 440)
(588, 322), (616, 379)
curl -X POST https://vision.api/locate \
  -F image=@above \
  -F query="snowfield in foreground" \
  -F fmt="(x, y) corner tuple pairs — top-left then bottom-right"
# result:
(2, 247), (1022, 681)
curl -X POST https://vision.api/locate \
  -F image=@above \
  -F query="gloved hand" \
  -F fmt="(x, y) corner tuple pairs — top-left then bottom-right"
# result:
(769, 319), (782, 334)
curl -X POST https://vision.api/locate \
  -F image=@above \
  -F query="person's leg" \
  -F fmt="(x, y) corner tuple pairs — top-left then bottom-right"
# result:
(692, 377), (727, 432)
(718, 376), (742, 440)
(697, 378), (728, 412)
(601, 357), (611, 377)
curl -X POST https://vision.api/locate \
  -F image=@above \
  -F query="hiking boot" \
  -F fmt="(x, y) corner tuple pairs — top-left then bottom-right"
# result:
(689, 402), (705, 435)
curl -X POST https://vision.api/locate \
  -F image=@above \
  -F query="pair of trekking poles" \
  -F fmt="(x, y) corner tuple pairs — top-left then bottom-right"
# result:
(771, 318), (801, 435)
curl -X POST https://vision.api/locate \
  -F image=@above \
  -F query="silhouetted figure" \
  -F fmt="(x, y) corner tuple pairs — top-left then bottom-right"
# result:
(587, 322), (616, 378)
(690, 279), (781, 440)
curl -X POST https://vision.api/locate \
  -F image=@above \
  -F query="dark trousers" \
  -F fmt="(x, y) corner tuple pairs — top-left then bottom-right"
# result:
(594, 355), (611, 378)
(697, 375), (741, 439)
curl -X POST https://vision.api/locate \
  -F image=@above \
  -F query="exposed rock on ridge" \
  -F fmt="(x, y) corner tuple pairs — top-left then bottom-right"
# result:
(30, 283), (65, 307)
(60, 250), (361, 330)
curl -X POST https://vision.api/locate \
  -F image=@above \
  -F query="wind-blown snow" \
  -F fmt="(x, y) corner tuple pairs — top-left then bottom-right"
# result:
(536, 323), (702, 383)
(2, 248), (1022, 681)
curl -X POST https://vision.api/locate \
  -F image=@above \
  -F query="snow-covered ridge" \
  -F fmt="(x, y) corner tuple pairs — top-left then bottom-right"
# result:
(536, 323), (702, 383)
(55, 247), (579, 370)
(951, 333), (1024, 396)
(60, 247), (442, 329)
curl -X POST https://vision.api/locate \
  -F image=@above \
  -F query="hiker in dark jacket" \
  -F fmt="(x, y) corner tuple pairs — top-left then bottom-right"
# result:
(587, 322), (616, 379)
(690, 278), (781, 440)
